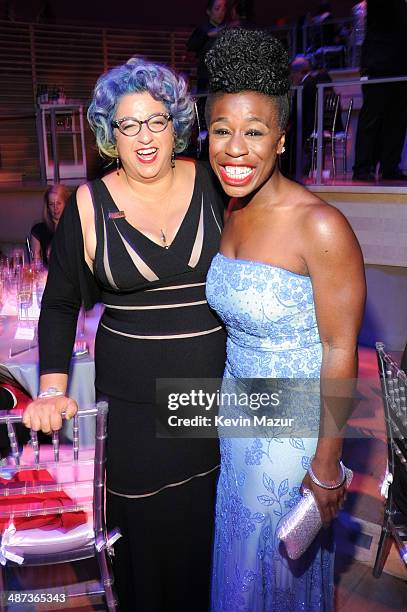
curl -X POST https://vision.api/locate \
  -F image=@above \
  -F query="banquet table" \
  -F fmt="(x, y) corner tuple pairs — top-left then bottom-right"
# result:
(0, 305), (103, 443)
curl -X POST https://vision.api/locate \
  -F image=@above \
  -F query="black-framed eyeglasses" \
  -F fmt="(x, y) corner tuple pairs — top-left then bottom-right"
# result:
(112, 112), (173, 136)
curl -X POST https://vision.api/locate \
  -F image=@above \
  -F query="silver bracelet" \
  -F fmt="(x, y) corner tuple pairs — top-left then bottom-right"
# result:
(308, 456), (346, 490)
(38, 387), (64, 399)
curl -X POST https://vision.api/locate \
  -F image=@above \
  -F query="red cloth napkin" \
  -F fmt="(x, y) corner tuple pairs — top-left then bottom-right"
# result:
(0, 383), (31, 412)
(0, 468), (88, 532)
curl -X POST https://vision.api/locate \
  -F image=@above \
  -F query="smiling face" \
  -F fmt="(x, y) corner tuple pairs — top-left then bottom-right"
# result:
(208, 92), (285, 198)
(113, 91), (174, 182)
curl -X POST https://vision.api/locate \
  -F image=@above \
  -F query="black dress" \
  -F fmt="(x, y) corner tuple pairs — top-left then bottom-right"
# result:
(30, 222), (53, 265)
(39, 162), (226, 611)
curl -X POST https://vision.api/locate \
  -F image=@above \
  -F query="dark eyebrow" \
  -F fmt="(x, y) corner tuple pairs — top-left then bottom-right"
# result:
(247, 116), (270, 125)
(211, 116), (228, 123)
(211, 116), (270, 126)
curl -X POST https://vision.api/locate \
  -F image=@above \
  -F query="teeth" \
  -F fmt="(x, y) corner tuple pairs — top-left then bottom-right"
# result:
(137, 148), (157, 156)
(224, 166), (254, 178)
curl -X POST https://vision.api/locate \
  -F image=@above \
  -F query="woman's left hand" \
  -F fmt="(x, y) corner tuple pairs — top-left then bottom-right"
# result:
(300, 459), (347, 527)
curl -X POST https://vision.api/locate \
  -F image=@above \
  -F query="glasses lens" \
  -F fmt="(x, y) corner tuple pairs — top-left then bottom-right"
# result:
(147, 114), (169, 132)
(117, 119), (141, 136)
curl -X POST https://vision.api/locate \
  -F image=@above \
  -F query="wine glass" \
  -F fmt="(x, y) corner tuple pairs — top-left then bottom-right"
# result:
(35, 266), (47, 309)
(73, 306), (88, 356)
(12, 248), (25, 276)
(17, 267), (33, 323)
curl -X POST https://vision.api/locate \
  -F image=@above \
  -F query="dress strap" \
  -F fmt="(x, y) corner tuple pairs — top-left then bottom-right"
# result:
(198, 162), (225, 232)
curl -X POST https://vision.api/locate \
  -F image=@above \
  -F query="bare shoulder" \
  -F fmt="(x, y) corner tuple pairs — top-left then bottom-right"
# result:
(303, 197), (356, 245)
(295, 191), (362, 261)
(76, 182), (95, 229)
(75, 182), (98, 264)
(76, 182), (93, 210)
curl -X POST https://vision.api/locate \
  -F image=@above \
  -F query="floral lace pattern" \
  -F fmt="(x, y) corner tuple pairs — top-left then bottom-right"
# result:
(207, 254), (334, 611)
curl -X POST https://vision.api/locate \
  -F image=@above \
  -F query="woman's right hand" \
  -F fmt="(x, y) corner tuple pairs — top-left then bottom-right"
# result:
(300, 455), (348, 526)
(23, 396), (78, 433)
(301, 470), (346, 527)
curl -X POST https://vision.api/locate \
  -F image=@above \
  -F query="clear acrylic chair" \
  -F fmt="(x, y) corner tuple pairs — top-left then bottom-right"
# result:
(309, 93), (353, 179)
(373, 342), (407, 578)
(331, 98), (353, 177)
(0, 401), (120, 611)
(309, 91), (339, 178)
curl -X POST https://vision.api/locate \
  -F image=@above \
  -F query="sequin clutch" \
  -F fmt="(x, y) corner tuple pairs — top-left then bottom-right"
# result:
(276, 466), (353, 560)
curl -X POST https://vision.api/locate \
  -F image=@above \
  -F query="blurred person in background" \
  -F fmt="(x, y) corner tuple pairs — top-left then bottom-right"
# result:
(308, 1), (336, 50)
(187, 0), (227, 94)
(353, 0), (407, 181)
(350, 1), (367, 67)
(187, 0), (228, 160)
(30, 184), (70, 265)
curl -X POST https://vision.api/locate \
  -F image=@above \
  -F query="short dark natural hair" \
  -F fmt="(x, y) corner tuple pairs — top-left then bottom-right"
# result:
(205, 28), (291, 130)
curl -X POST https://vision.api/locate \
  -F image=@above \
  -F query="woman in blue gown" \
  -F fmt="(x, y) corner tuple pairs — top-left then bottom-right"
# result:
(205, 29), (366, 611)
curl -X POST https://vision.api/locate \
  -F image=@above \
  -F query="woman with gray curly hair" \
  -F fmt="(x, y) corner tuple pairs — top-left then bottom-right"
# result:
(23, 57), (226, 610)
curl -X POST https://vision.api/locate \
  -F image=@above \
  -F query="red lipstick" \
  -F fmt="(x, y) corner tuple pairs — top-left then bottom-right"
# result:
(136, 148), (158, 164)
(219, 165), (255, 186)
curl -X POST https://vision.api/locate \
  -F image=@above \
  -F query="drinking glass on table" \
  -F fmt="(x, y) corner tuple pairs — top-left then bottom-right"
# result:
(34, 265), (47, 309)
(1, 257), (10, 286)
(73, 306), (88, 356)
(32, 254), (44, 275)
(11, 248), (25, 277)
(0, 256), (9, 278)
(17, 267), (33, 323)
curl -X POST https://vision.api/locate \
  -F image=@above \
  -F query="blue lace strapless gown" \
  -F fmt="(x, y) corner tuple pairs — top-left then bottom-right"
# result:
(206, 253), (334, 612)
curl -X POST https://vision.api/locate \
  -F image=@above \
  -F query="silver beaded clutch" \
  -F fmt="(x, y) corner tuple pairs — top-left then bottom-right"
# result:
(276, 467), (353, 560)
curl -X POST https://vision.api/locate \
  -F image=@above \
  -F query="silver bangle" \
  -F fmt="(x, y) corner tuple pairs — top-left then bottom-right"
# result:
(308, 456), (346, 490)
(38, 387), (64, 399)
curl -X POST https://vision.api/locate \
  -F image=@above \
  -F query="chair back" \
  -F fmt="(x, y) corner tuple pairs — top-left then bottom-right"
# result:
(375, 342), (407, 509)
(0, 401), (119, 610)
(311, 90), (340, 138)
(93, 402), (108, 541)
(343, 98), (354, 137)
(0, 403), (108, 561)
(373, 342), (407, 577)
(325, 92), (340, 134)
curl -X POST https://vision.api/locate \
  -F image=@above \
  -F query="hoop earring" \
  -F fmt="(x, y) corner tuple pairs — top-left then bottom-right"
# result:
(116, 157), (120, 175)
(171, 150), (175, 168)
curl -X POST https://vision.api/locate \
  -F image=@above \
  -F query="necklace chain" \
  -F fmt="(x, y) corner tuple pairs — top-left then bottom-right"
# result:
(160, 228), (169, 249)
(121, 169), (173, 249)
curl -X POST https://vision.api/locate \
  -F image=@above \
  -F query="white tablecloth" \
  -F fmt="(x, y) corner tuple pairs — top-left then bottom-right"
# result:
(0, 305), (103, 443)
